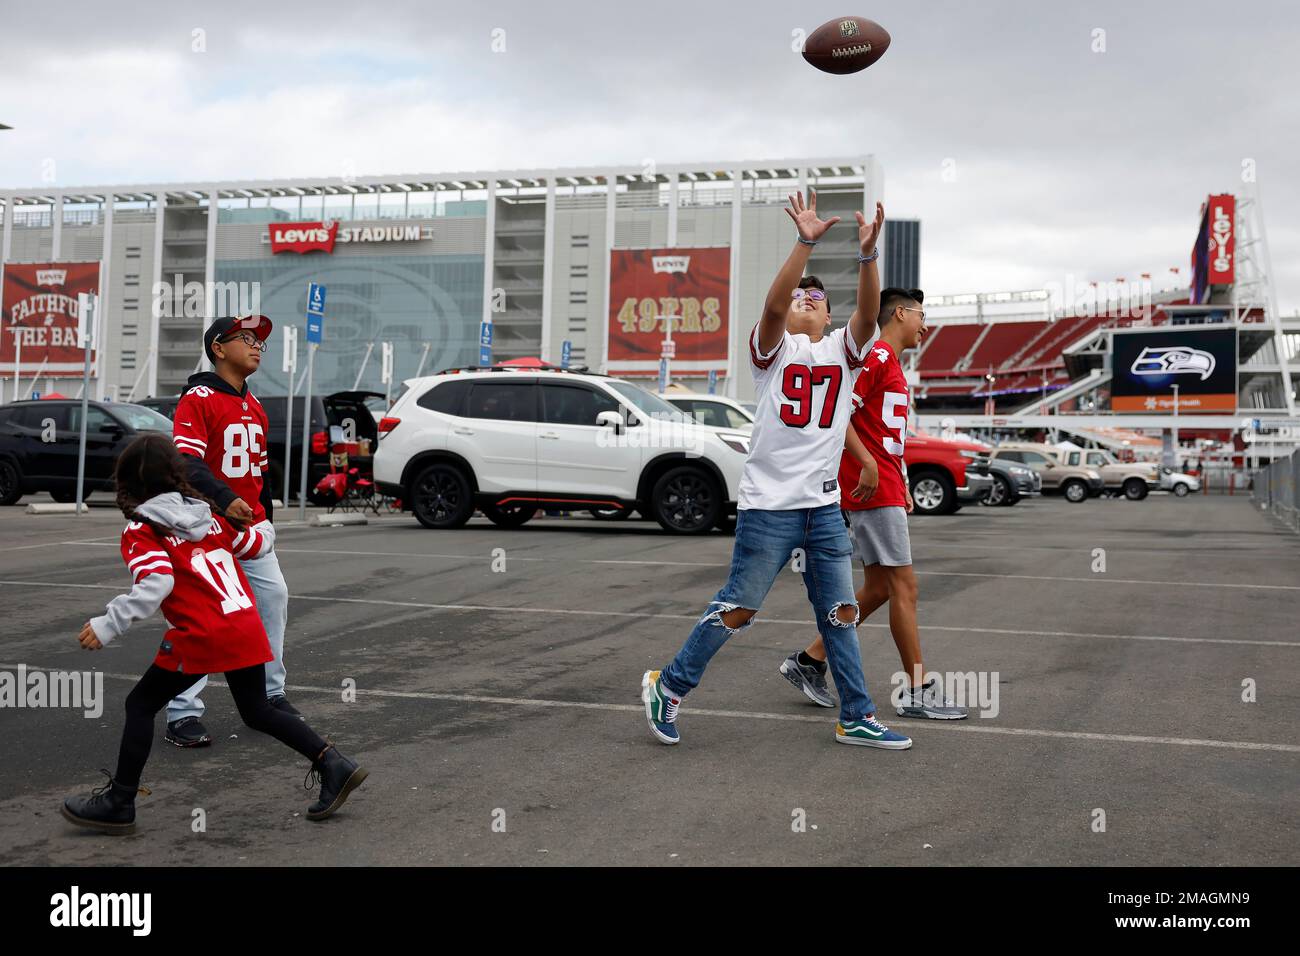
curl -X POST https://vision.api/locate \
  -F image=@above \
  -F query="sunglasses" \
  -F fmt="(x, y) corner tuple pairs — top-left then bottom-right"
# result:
(219, 331), (268, 352)
(792, 288), (826, 301)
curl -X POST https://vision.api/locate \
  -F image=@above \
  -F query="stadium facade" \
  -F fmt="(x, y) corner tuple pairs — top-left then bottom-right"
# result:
(1, 157), (924, 402)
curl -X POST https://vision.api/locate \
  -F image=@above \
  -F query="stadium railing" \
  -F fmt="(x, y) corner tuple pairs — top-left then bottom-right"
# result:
(1252, 450), (1300, 533)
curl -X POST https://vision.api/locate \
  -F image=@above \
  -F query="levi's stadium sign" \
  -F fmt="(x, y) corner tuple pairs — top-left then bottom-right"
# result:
(266, 221), (430, 254)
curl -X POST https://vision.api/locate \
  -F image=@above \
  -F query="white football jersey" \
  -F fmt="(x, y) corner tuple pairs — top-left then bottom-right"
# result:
(738, 322), (875, 510)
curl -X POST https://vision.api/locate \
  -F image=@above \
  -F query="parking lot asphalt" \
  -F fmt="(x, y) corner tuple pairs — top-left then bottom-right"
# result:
(1, 491), (1297, 865)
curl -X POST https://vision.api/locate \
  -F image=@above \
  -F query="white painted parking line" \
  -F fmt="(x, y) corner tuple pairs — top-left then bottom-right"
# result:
(54, 541), (1300, 592)
(2, 579), (1296, 648)
(5, 662), (1296, 755)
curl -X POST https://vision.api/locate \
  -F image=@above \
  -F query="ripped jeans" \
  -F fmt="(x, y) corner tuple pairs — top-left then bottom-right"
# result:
(660, 503), (876, 723)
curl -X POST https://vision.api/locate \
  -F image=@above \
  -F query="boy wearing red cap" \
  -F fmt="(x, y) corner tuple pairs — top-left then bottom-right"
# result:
(164, 314), (297, 746)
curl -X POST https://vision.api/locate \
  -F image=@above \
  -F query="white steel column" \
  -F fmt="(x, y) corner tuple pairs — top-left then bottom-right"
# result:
(204, 189), (219, 371)
(540, 177), (557, 362)
(726, 167), (743, 398)
(481, 179), (497, 337)
(97, 196), (114, 399)
(667, 173), (678, 246)
(865, 156), (884, 286)
(147, 193), (165, 397)
(1252, 180), (1296, 414)
(1, 193), (13, 263)
(600, 172), (617, 373)
(51, 192), (63, 260)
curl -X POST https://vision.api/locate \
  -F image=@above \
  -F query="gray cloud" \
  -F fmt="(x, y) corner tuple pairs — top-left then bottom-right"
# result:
(2, 0), (1297, 306)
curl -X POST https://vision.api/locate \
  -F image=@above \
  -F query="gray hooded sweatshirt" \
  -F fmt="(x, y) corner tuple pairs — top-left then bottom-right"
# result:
(89, 494), (219, 645)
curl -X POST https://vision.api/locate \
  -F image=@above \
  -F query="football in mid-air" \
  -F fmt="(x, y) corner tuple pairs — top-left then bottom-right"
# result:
(802, 16), (891, 75)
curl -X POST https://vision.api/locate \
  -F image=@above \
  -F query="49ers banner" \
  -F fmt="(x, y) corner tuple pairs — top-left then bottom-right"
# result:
(607, 247), (729, 376)
(0, 262), (101, 373)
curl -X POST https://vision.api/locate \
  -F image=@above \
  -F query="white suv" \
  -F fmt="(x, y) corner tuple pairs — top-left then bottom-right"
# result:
(374, 368), (751, 534)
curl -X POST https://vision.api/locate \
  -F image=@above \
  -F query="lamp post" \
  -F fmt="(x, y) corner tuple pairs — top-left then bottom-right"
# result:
(1171, 383), (1180, 471)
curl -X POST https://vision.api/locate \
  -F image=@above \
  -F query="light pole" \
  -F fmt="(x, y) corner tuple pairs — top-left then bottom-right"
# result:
(1171, 383), (1180, 470)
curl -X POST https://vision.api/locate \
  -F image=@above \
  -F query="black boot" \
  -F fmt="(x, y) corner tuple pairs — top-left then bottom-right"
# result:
(62, 770), (148, 834)
(304, 745), (368, 821)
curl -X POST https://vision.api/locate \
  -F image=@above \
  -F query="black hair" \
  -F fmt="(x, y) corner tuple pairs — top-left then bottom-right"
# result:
(114, 434), (241, 533)
(879, 287), (923, 327)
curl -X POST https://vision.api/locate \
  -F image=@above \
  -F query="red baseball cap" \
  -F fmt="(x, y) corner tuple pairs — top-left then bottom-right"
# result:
(204, 314), (273, 363)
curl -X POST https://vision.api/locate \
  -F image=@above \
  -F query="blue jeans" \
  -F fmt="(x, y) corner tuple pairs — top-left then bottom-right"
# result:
(167, 550), (289, 722)
(661, 503), (876, 723)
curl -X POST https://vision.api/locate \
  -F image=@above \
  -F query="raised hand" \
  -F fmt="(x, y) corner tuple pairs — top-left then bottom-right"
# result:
(784, 189), (841, 243)
(855, 202), (885, 257)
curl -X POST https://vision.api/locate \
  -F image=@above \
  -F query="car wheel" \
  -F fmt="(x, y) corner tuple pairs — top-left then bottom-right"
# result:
(981, 474), (1012, 507)
(650, 465), (721, 534)
(1173, 483), (1190, 497)
(482, 502), (538, 528)
(1123, 478), (1149, 501)
(1062, 479), (1089, 503)
(410, 463), (474, 529)
(0, 461), (21, 506)
(909, 471), (957, 515)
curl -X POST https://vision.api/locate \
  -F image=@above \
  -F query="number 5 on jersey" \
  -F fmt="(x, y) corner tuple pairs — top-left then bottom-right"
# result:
(221, 423), (265, 479)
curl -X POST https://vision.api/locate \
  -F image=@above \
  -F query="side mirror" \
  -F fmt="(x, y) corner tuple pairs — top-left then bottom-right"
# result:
(596, 410), (623, 434)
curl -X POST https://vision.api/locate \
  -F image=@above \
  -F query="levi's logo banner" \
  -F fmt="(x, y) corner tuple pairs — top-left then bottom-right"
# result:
(269, 221), (340, 254)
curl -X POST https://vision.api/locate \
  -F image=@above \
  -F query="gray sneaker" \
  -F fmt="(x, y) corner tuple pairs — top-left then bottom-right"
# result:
(896, 678), (968, 719)
(779, 653), (835, 708)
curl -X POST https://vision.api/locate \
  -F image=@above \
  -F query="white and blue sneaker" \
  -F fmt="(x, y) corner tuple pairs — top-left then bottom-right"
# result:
(835, 715), (912, 750)
(641, 670), (681, 745)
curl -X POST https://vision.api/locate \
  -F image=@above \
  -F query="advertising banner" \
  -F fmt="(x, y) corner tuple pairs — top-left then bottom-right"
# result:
(1111, 326), (1237, 413)
(607, 247), (729, 377)
(0, 261), (101, 373)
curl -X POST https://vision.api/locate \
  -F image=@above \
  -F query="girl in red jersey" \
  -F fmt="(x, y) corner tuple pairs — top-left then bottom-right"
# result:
(61, 434), (368, 834)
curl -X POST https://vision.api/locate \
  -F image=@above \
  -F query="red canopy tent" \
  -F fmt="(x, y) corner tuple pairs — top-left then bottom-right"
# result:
(494, 357), (559, 368)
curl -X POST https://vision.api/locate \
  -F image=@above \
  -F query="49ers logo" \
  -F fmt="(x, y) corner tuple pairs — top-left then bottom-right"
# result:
(185, 385), (214, 398)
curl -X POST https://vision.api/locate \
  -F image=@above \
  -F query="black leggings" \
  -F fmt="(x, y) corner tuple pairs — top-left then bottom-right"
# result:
(115, 664), (329, 790)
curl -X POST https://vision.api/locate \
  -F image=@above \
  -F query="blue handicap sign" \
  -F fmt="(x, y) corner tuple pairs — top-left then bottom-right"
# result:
(707, 369), (717, 395)
(307, 282), (327, 315)
(657, 357), (669, 393)
(479, 321), (494, 366)
(561, 339), (572, 368)
(31, 391), (41, 400)
(306, 282), (326, 343)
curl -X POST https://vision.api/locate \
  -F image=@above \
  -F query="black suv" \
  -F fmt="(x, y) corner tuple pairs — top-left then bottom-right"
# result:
(137, 390), (382, 501)
(0, 399), (175, 505)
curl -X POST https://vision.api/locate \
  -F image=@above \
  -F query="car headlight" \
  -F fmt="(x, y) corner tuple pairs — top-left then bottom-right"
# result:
(959, 449), (980, 459)
(718, 433), (750, 455)
(1010, 465), (1032, 476)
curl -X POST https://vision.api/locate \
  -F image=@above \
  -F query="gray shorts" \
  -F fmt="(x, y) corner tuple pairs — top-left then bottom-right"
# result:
(845, 506), (912, 567)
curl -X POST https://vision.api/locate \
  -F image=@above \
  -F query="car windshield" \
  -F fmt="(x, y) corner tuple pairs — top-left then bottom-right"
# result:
(606, 381), (692, 422)
(112, 403), (174, 433)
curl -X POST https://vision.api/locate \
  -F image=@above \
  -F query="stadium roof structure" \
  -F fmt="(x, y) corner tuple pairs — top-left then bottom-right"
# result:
(0, 158), (877, 206)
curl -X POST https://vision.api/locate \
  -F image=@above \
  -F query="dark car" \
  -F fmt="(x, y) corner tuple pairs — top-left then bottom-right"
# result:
(0, 399), (174, 505)
(138, 390), (383, 501)
(981, 457), (1042, 507)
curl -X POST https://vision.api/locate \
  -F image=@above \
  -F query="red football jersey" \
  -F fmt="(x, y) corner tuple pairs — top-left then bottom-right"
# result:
(172, 385), (271, 523)
(840, 340), (910, 510)
(121, 516), (273, 674)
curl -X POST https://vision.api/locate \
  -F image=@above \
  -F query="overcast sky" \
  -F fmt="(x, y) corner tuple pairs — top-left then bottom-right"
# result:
(3, 0), (1298, 310)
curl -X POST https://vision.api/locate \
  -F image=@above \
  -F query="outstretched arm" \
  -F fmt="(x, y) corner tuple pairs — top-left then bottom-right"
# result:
(847, 202), (885, 355)
(757, 190), (841, 355)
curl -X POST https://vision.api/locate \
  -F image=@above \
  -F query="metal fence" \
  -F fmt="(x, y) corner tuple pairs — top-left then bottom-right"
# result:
(1252, 450), (1300, 532)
